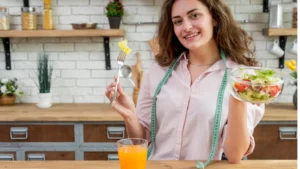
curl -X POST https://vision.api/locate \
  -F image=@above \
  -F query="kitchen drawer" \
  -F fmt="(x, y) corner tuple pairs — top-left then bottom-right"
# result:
(25, 151), (75, 160)
(84, 124), (127, 142)
(0, 152), (16, 160)
(0, 125), (74, 142)
(248, 124), (297, 159)
(84, 152), (119, 160)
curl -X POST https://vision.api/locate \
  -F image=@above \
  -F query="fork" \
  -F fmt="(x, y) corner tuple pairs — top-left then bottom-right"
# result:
(110, 51), (126, 106)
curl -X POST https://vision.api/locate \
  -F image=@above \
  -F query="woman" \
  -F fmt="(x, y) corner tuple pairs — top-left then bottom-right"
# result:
(105, 0), (265, 165)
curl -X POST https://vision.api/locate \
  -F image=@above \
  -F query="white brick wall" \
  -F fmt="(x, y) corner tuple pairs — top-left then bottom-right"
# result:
(0, 0), (297, 103)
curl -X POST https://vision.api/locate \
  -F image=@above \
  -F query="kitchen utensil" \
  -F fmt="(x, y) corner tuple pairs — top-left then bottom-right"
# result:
(132, 52), (142, 105)
(120, 65), (135, 87)
(111, 51), (126, 106)
(135, 52), (143, 88)
(269, 4), (283, 28)
(290, 39), (297, 55)
(131, 65), (138, 87)
(268, 39), (285, 58)
(149, 37), (159, 55)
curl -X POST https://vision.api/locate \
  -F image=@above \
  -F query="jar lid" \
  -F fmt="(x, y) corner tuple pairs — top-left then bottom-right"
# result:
(0, 7), (7, 12)
(21, 7), (36, 12)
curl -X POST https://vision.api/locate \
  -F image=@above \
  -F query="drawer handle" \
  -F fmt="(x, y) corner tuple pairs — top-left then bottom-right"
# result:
(0, 154), (14, 161)
(27, 154), (46, 161)
(10, 127), (28, 140)
(279, 127), (297, 140)
(107, 154), (119, 160)
(107, 127), (125, 140)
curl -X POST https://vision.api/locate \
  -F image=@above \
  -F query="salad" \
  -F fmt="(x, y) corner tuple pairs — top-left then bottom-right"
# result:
(231, 67), (284, 103)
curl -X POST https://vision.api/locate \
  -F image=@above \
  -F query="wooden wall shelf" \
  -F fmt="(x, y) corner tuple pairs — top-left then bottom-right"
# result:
(0, 29), (124, 38)
(0, 29), (125, 70)
(262, 28), (297, 69)
(263, 28), (297, 36)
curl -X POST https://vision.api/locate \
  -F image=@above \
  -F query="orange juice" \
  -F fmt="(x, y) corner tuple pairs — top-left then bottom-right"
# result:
(118, 145), (147, 169)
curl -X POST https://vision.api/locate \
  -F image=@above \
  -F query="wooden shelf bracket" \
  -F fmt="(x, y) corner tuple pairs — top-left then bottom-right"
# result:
(2, 38), (11, 70)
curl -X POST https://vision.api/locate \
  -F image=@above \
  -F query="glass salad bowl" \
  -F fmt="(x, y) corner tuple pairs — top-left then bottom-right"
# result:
(230, 67), (284, 104)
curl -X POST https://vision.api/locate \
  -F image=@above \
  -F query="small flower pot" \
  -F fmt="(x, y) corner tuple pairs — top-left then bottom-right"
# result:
(37, 93), (52, 108)
(0, 95), (16, 105)
(108, 17), (121, 29)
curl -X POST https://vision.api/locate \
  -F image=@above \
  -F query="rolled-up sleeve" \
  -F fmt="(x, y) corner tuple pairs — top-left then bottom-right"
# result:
(135, 71), (153, 144)
(220, 103), (265, 156)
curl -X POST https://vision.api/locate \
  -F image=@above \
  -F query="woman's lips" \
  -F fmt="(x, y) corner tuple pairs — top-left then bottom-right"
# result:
(184, 32), (200, 40)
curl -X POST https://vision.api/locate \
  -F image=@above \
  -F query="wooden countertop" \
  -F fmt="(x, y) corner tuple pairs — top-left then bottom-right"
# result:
(0, 160), (296, 169)
(0, 103), (297, 122)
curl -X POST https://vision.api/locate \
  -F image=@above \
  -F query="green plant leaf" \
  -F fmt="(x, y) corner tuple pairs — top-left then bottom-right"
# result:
(37, 53), (53, 93)
(106, 1), (124, 17)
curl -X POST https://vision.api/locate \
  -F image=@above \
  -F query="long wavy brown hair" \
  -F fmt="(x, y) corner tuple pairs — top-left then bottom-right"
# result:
(155, 0), (259, 67)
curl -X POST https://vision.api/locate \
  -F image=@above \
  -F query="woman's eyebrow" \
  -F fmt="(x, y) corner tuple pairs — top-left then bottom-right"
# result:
(172, 8), (201, 19)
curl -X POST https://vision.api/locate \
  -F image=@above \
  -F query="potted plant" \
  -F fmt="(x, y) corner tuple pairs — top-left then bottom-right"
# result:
(0, 78), (24, 105)
(34, 53), (54, 108)
(106, 0), (124, 29)
(286, 60), (297, 109)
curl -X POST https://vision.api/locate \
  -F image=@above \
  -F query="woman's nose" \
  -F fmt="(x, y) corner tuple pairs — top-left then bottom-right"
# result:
(182, 21), (193, 32)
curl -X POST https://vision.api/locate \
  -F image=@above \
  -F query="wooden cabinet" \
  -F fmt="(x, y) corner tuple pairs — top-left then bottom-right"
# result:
(25, 152), (75, 160)
(0, 125), (74, 142)
(84, 152), (119, 160)
(0, 103), (296, 161)
(84, 124), (126, 142)
(248, 124), (297, 159)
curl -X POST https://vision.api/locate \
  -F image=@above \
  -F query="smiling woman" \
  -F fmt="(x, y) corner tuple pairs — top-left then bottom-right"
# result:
(105, 0), (265, 168)
(156, 0), (259, 67)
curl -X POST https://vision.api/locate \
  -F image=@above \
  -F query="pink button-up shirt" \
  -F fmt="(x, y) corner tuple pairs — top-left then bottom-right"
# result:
(136, 53), (265, 160)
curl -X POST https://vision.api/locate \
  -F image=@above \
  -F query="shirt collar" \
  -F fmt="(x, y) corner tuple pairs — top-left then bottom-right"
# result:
(178, 52), (187, 61)
(178, 52), (238, 72)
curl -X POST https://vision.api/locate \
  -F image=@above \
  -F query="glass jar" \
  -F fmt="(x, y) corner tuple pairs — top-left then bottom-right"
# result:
(292, 0), (299, 28)
(0, 7), (9, 30)
(21, 7), (37, 30)
(293, 8), (298, 28)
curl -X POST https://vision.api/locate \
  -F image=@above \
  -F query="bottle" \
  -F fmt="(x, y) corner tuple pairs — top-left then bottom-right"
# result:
(0, 7), (9, 30)
(43, 0), (54, 30)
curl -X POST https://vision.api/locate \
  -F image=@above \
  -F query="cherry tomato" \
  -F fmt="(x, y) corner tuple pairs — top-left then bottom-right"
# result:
(235, 82), (247, 92)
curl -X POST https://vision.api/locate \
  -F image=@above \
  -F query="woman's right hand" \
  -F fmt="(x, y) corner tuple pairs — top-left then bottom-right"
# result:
(105, 76), (136, 119)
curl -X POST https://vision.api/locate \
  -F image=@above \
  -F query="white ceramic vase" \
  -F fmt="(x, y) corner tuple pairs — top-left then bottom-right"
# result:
(37, 93), (52, 108)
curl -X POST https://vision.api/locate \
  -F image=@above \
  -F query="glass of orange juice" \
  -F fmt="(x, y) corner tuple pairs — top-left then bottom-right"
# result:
(117, 138), (148, 169)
